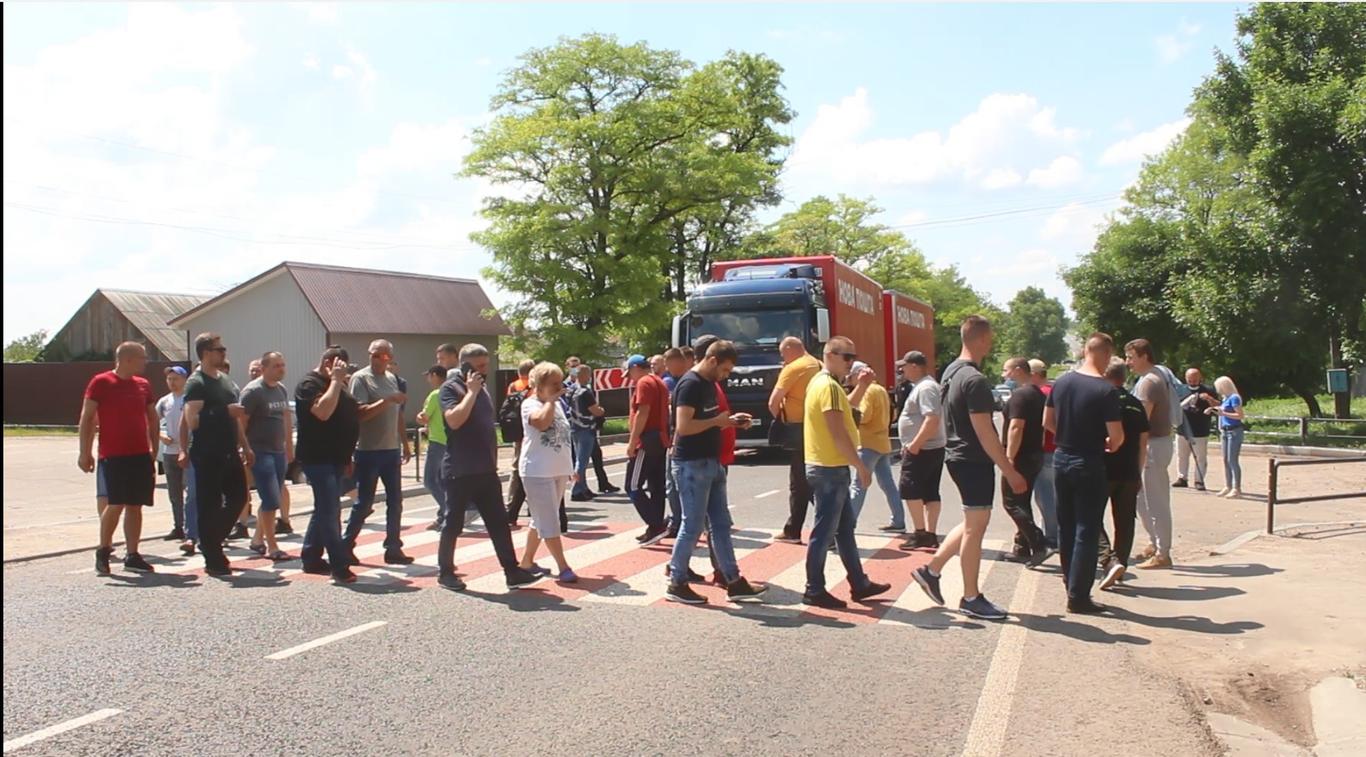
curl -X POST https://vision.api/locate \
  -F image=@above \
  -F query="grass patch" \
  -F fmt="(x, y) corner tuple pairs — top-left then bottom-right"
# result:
(1242, 395), (1365, 449)
(4, 425), (78, 437)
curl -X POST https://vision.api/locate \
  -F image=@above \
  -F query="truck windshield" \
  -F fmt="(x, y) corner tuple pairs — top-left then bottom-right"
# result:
(690, 310), (806, 348)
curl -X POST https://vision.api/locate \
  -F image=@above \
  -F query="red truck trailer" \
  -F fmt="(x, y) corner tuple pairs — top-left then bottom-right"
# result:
(883, 291), (936, 380)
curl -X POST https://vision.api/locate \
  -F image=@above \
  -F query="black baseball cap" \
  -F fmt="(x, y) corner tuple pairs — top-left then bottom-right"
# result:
(901, 350), (927, 367)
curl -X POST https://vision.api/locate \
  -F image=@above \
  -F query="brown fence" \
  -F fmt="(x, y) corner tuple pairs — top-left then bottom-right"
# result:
(3, 362), (189, 426)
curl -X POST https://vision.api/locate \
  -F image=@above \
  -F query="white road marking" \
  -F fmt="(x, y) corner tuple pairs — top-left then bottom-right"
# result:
(265, 621), (388, 661)
(581, 528), (779, 606)
(959, 565), (1041, 757)
(3, 708), (122, 752)
(754, 489), (782, 499)
(880, 540), (1003, 622)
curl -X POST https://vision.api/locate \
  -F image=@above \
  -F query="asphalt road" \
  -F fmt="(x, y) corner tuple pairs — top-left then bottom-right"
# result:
(2, 451), (1215, 756)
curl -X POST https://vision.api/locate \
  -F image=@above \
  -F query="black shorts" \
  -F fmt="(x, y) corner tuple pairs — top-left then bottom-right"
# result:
(102, 453), (155, 507)
(899, 447), (946, 503)
(946, 460), (996, 510)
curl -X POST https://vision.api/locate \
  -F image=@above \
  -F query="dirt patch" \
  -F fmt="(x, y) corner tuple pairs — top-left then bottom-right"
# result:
(1197, 663), (1317, 748)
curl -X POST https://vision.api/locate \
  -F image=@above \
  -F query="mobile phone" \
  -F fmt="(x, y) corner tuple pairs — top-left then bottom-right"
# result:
(460, 361), (482, 382)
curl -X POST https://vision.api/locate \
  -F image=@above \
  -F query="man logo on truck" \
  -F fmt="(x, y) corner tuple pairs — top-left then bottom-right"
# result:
(727, 376), (766, 389)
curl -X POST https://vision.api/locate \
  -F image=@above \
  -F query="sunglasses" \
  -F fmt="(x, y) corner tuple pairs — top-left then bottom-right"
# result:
(207, 346), (227, 353)
(825, 351), (856, 362)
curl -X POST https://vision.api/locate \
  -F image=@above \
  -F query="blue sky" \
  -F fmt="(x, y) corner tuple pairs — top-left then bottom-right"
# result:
(2, 2), (1246, 343)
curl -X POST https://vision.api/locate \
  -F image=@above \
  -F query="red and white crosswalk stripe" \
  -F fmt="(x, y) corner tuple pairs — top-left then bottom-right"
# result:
(135, 520), (1019, 624)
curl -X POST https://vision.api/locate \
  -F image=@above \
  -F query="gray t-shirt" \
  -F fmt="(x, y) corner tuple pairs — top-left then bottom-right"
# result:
(350, 366), (402, 451)
(898, 375), (947, 450)
(240, 378), (290, 453)
(1133, 371), (1173, 438)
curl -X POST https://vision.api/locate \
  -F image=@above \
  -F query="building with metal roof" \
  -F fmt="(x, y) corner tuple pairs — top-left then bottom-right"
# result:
(41, 289), (208, 362)
(168, 262), (511, 414)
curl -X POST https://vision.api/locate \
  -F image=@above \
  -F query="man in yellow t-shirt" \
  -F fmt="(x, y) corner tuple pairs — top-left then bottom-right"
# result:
(769, 336), (821, 543)
(846, 362), (904, 534)
(801, 336), (892, 610)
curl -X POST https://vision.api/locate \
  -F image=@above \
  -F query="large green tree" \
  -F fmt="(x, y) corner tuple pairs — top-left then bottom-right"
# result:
(4, 330), (47, 363)
(1067, 4), (1366, 417)
(998, 286), (1069, 365)
(464, 35), (792, 360)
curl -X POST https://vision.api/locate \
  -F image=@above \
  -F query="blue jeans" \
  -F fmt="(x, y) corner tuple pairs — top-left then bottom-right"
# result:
(184, 462), (198, 542)
(301, 463), (352, 576)
(424, 441), (449, 526)
(250, 449), (288, 511)
(665, 451), (682, 528)
(1053, 450), (1109, 601)
(1221, 427), (1244, 490)
(667, 458), (740, 584)
(344, 449), (404, 551)
(1034, 451), (1059, 548)
(806, 465), (871, 594)
(850, 449), (901, 528)
(571, 428), (597, 497)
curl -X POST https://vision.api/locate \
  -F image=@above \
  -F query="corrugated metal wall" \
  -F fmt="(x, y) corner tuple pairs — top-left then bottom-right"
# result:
(177, 272), (326, 396)
(3, 361), (186, 425)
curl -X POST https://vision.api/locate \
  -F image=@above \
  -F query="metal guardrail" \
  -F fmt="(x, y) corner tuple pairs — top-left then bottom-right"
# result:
(1243, 415), (1366, 445)
(1265, 455), (1366, 533)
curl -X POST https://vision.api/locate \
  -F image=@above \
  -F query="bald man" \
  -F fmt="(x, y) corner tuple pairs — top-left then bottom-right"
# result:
(79, 342), (160, 575)
(343, 339), (414, 565)
(769, 336), (821, 543)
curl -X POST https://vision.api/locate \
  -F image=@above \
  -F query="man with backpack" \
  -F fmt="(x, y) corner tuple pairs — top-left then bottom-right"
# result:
(568, 365), (605, 501)
(1125, 339), (1177, 569)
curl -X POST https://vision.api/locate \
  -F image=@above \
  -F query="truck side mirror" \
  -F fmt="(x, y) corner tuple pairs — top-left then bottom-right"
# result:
(815, 308), (831, 342)
(672, 314), (686, 348)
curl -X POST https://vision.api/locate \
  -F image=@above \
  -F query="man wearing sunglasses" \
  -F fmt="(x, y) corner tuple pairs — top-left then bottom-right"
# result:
(912, 316), (1027, 620)
(801, 337), (893, 609)
(181, 333), (251, 577)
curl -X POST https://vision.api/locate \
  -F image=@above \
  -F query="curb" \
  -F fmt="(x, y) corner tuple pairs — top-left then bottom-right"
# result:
(2, 456), (630, 566)
(1241, 444), (1365, 459)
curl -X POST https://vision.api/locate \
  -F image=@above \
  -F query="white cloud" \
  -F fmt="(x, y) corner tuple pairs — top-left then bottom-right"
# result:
(332, 64), (353, 80)
(981, 168), (1023, 190)
(787, 88), (1083, 190)
(983, 248), (1059, 279)
(1040, 202), (1110, 249)
(1155, 20), (1201, 63)
(894, 209), (929, 227)
(357, 119), (474, 177)
(1099, 118), (1191, 165)
(1025, 155), (1084, 188)
(303, 53), (320, 71)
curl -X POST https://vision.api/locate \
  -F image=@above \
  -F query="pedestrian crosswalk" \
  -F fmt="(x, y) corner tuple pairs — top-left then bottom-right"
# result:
(122, 518), (1016, 625)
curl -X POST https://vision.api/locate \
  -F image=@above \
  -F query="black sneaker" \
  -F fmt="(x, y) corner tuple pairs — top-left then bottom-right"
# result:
(333, 571), (358, 585)
(1067, 597), (1107, 615)
(1172, 478), (1188, 488)
(851, 580), (892, 601)
(726, 577), (766, 602)
(912, 566), (945, 605)
(123, 553), (155, 572)
(570, 492), (595, 502)
(229, 523), (249, 540)
(638, 525), (668, 547)
(1003, 549), (1031, 563)
(95, 547), (113, 575)
(959, 595), (1008, 620)
(204, 564), (232, 577)
(349, 554), (361, 566)
(1028, 546), (1056, 568)
(664, 565), (706, 583)
(802, 590), (847, 609)
(438, 572), (467, 590)
(506, 566), (543, 590)
(600, 483), (621, 494)
(275, 520), (294, 535)
(878, 524), (907, 534)
(301, 561), (332, 575)
(164, 528), (184, 541)
(384, 550), (415, 566)
(665, 582), (708, 605)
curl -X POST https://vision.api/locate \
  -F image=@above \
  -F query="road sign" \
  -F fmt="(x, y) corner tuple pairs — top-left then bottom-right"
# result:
(1326, 368), (1349, 394)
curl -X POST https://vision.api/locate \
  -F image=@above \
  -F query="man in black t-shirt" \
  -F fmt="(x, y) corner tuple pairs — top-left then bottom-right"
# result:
(1175, 368), (1217, 490)
(1000, 357), (1050, 564)
(295, 346), (362, 583)
(1097, 358), (1150, 591)
(910, 316), (1026, 621)
(663, 340), (765, 606)
(182, 332), (251, 577)
(1043, 333), (1125, 614)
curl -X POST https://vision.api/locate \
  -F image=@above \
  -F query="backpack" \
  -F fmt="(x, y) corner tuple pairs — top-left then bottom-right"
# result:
(497, 390), (526, 443)
(1152, 364), (1190, 431)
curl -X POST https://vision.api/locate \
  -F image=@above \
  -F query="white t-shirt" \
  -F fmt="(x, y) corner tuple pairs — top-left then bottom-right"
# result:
(898, 376), (947, 450)
(519, 396), (573, 478)
(156, 392), (185, 456)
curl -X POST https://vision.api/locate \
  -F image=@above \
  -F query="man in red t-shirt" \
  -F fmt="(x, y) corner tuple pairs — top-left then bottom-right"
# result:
(78, 342), (160, 575)
(625, 354), (671, 545)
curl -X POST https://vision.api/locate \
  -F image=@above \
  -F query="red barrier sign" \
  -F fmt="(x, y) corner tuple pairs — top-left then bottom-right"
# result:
(594, 368), (630, 391)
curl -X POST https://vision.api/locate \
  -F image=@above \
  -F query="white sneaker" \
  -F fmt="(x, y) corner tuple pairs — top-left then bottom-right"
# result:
(1225, 489), (1242, 498)
(1216, 488), (1232, 497)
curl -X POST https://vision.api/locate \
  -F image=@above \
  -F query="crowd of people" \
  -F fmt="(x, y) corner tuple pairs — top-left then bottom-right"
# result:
(77, 317), (1248, 617)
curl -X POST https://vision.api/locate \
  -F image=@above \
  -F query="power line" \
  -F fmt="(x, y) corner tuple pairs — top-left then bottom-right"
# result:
(890, 194), (1123, 231)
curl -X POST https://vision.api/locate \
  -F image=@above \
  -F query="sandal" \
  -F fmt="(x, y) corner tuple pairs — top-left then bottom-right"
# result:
(268, 550), (290, 562)
(249, 542), (267, 556)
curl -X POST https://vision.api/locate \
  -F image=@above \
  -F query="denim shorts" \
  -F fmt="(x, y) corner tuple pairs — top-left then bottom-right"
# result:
(947, 460), (996, 510)
(250, 450), (288, 511)
(96, 459), (108, 499)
